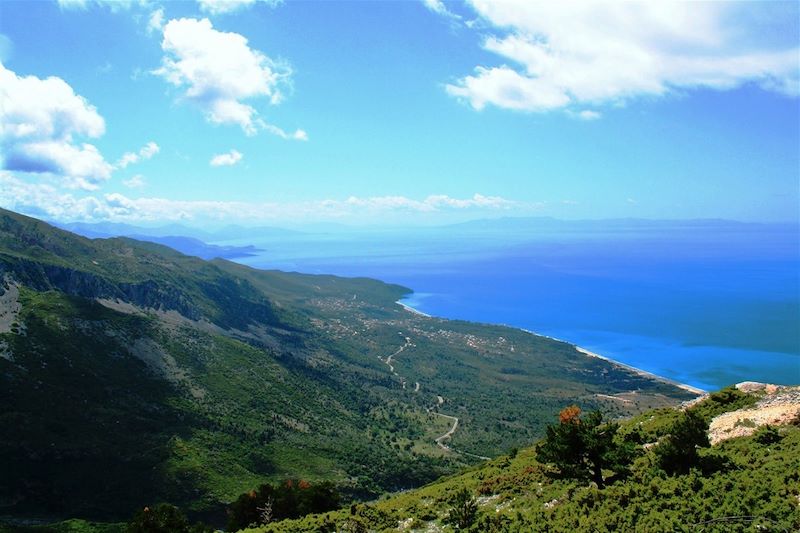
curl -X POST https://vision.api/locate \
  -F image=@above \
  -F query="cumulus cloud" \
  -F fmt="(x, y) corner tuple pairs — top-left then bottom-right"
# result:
(210, 149), (243, 166)
(1, 173), (518, 223)
(116, 141), (160, 169)
(441, 1), (799, 115)
(197, 0), (282, 15)
(154, 17), (302, 138)
(0, 62), (112, 189)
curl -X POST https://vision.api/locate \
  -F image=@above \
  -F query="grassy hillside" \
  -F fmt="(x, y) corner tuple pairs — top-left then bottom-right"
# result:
(243, 387), (800, 533)
(0, 208), (693, 525)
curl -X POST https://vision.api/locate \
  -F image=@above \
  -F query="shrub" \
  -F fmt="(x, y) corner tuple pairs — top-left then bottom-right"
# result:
(754, 425), (782, 445)
(654, 410), (709, 475)
(127, 503), (209, 533)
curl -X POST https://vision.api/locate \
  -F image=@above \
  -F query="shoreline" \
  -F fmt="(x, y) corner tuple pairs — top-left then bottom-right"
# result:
(397, 298), (706, 396)
(573, 346), (706, 395)
(397, 300), (432, 318)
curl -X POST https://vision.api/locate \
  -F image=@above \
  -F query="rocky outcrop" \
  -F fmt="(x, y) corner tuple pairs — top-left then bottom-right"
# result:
(708, 383), (800, 445)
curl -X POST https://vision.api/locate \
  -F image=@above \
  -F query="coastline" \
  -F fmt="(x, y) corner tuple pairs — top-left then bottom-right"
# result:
(397, 300), (432, 318)
(397, 298), (706, 396)
(573, 346), (706, 395)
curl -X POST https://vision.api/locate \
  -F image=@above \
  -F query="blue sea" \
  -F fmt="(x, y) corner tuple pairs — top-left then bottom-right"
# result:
(226, 220), (800, 391)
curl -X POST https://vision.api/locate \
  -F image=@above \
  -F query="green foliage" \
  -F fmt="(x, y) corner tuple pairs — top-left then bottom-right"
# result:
(0, 519), (125, 533)
(227, 480), (340, 531)
(691, 386), (758, 422)
(654, 409), (709, 475)
(444, 488), (478, 530)
(127, 504), (211, 533)
(536, 407), (636, 488)
(754, 425), (782, 445)
(245, 392), (800, 533)
(337, 518), (367, 533)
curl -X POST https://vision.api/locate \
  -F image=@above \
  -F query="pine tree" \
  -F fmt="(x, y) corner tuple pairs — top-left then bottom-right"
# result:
(536, 406), (635, 489)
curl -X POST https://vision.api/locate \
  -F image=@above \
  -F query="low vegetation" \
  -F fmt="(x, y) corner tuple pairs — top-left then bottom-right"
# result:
(240, 387), (800, 532)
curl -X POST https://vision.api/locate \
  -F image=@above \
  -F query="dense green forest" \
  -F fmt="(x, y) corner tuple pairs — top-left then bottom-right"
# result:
(0, 208), (694, 528)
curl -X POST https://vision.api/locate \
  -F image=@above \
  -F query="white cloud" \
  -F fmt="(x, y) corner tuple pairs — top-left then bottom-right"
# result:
(210, 149), (243, 166)
(442, 1), (799, 114)
(343, 193), (515, 213)
(0, 173), (518, 223)
(566, 109), (601, 121)
(0, 62), (112, 189)
(154, 17), (301, 137)
(263, 123), (308, 141)
(446, 66), (570, 112)
(577, 110), (600, 121)
(422, 0), (461, 22)
(57, 0), (142, 11)
(116, 141), (160, 169)
(57, 0), (89, 8)
(123, 174), (146, 188)
(197, 0), (282, 15)
(147, 8), (165, 34)
(140, 141), (159, 159)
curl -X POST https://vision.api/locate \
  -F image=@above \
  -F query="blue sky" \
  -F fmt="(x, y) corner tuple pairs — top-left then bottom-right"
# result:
(0, 0), (798, 226)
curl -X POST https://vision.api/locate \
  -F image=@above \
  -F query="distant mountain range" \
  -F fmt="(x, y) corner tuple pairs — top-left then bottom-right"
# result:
(0, 208), (693, 526)
(56, 216), (799, 242)
(57, 220), (302, 241)
(54, 222), (279, 260)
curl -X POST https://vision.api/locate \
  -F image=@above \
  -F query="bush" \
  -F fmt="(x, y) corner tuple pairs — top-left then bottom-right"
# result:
(654, 410), (709, 475)
(754, 425), (782, 445)
(127, 503), (211, 533)
(227, 479), (341, 531)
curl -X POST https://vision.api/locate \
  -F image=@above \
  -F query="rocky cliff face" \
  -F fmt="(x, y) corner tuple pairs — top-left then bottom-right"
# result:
(0, 254), (281, 330)
(0, 257), (202, 320)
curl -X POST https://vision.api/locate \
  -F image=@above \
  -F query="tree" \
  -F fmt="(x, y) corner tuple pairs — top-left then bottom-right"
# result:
(654, 409), (709, 475)
(128, 504), (191, 533)
(536, 406), (635, 489)
(445, 488), (478, 530)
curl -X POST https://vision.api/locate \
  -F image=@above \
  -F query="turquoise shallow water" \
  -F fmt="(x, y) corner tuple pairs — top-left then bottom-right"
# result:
(232, 222), (800, 391)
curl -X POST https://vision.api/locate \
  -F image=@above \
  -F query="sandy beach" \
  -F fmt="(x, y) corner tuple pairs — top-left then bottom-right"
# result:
(397, 300), (432, 318)
(574, 346), (706, 395)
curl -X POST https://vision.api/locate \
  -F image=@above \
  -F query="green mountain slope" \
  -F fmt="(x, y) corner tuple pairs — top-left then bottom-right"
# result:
(0, 208), (693, 524)
(244, 386), (800, 533)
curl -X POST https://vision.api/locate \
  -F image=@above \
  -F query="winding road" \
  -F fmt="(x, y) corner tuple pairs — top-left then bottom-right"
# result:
(379, 333), (489, 461)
